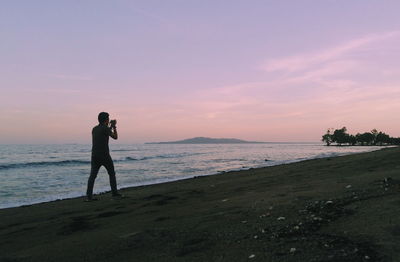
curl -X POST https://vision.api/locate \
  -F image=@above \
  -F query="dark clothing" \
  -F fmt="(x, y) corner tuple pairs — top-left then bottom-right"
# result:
(86, 123), (118, 198)
(86, 154), (118, 197)
(91, 124), (113, 156)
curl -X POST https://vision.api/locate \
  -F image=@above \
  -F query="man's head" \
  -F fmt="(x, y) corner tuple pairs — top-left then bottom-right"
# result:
(98, 112), (109, 125)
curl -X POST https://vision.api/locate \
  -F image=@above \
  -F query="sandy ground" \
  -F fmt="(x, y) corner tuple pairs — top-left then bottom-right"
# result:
(1, 147), (400, 262)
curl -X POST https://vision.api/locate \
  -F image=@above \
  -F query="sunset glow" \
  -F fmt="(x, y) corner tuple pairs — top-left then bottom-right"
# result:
(1, 1), (400, 143)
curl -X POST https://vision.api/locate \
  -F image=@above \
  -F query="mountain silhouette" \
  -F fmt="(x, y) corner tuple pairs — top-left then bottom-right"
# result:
(146, 137), (266, 144)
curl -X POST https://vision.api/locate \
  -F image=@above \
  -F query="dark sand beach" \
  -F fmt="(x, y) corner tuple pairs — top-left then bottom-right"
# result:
(1, 147), (400, 262)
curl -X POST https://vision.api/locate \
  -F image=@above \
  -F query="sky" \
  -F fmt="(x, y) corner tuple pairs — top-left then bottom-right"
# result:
(1, 0), (400, 144)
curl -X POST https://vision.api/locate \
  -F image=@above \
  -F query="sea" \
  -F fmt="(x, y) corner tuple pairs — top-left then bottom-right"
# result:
(0, 143), (383, 209)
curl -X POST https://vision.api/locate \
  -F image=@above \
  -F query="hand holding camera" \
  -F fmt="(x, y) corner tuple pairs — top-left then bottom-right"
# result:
(110, 119), (117, 129)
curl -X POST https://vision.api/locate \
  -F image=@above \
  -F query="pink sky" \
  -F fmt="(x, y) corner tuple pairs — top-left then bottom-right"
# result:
(1, 1), (400, 143)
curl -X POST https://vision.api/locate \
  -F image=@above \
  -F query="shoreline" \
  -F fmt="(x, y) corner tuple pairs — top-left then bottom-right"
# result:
(1, 147), (399, 261)
(0, 147), (385, 210)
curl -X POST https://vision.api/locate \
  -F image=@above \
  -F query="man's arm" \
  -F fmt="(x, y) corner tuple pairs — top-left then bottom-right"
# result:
(110, 126), (118, 140)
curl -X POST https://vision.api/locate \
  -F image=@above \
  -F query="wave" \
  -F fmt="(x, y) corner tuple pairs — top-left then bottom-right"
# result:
(121, 153), (204, 162)
(313, 152), (341, 159)
(0, 160), (91, 170)
(0, 152), (208, 170)
(121, 157), (139, 161)
(118, 155), (176, 161)
(0, 155), (177, 170)
(0, 155), (183, 170)
(205, 158), (248, 163)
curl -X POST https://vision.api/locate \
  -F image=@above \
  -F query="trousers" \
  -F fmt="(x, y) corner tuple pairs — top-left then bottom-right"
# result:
(86, 154), (118, 197)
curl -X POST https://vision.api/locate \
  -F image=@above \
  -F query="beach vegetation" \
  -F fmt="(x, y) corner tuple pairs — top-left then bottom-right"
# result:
(322, 127), (399, 146)
(331, 127), (349, 146)
(321, 128), (334, 146)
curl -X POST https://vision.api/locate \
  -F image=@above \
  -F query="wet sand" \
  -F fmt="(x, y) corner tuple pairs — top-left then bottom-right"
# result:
(1, 147), (400, 262)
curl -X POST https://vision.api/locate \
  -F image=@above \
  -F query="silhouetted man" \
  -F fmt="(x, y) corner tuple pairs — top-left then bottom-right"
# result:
(86, 112), (121, 201)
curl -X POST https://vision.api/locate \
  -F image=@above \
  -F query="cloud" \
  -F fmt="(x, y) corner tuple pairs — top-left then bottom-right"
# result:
(261, 31), (400, 73)
(30, 30), (397, 142)
(169, 30), (400, 138)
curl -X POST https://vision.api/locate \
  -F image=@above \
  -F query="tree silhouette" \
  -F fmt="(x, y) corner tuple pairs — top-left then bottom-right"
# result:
(323, 127), (399, 146)
(359, 132), (374, 146)
(376, 132), (390, 146)
(371, 129), (378, 145)
(348, 134), (357, 146)
(332, 127), (349, 146)
(391, 137), (400, 145)
(321, 128), (333, 146)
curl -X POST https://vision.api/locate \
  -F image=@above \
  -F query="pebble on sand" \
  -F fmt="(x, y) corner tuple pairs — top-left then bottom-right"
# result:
(259, 212), (271, 218)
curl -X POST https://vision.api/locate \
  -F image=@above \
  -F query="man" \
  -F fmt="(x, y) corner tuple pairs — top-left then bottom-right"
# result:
(86, 112), (122, 201)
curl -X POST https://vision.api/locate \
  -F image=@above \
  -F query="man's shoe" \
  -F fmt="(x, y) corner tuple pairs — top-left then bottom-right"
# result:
(85, 197), (98, 202)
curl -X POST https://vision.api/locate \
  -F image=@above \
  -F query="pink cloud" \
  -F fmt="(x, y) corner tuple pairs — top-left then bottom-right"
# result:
(262, 31), (400, 73)
(157, 31), (400, 140)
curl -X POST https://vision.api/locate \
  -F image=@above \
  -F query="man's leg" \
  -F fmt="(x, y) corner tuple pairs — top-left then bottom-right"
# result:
(103, 155), (119, 196)
(86, 156), (101, 199)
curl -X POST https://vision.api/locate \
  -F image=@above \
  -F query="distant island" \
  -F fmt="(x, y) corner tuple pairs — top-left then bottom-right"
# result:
(146, 137), (267, 144)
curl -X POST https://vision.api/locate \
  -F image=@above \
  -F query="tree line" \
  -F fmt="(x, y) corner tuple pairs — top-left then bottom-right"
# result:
(322, 127), (400, 146)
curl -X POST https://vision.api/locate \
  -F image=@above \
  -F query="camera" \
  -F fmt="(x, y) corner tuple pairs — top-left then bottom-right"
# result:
(110, 119), (117, 127)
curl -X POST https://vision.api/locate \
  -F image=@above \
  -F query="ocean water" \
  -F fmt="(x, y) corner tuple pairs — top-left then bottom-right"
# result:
(0, 143), (382, 209)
